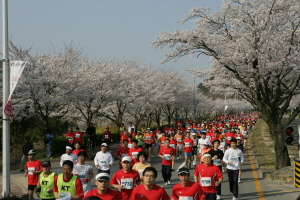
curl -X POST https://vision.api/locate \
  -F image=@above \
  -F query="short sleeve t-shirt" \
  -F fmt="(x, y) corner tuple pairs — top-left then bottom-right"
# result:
(208, 149), (224, 166)
(194, 163), (223, 194)
(129, 184), (170, 200)
(129, 148), (143, 164)
(159, 147), (176, 165)
(110, 169), (140, 200)
(172, 181), (205, 200)
(73, 163), (93, 194)
(183, 138), (194, 153)
(132, 162), (151, 178)
(26, 160), (42, 185)
(116, 147), (130, 158)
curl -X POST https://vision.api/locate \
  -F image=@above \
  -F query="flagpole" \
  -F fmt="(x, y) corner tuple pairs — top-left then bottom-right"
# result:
(2, 0), (11, 197)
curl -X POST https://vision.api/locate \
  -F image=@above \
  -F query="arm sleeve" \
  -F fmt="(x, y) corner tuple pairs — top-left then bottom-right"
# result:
(109, 154), (114, 166)
(223, 150), (229, 164)
(53, 175), (58, 192)
(239, 150), (244, 163)
(171, 188), (178, 200)
(94, 153), (98, 166)
(75, 178), (84, 198)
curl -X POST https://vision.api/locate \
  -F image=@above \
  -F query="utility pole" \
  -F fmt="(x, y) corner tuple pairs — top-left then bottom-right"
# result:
(2, 0), (10, 197)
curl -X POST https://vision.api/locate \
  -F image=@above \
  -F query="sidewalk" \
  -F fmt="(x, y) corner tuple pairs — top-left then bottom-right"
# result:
(0, 142), (120, 196)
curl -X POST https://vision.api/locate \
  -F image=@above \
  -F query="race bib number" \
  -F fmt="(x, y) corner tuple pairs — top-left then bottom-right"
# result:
(105, 135), (109, 139)
(179, 197), (193, 200)
(128, 144), (132, 148)
(185, 142), (190, 147)
(170, 144), (175, 148)
(100, 160), (107, 166)
(138, 169), (144, 177)
(230, 156), (239, 163)
(201, 177), (212, 186)
(132, 152), (138, 157)
(75, 134), (80, 138)
(146, 136), (151, 140)
(200, 144), (204, 148)
(78, 172), (85, 180)
(121, 154), (128, 157)
(227, 137), (232, 140)
(164, 154), (171, 160)
(60, 192), (71, 198)
(177, 138), (182, 142)
(121, 178), (133, 189)
(213, 159), (221, 166)
(68, 137), (73, 141)
(28, 167), (35, 175)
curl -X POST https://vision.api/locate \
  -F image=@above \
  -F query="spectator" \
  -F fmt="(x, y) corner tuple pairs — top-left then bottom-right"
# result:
(45, 130), (54, 159)
(21, 137), (33, 172)
(86, 123), (96, 150)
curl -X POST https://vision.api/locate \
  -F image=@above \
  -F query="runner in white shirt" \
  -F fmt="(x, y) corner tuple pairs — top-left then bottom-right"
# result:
(73, 151), (94, 195)
(223, 138), (244, 200)
(94, 143), (114, 174)
(60, 146), (78, 167)
(198, 132), (212, 149)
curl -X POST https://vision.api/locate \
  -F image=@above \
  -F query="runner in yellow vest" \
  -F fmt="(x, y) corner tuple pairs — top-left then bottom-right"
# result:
(35, 161), (57, 200)
(53, 160), (84, 200)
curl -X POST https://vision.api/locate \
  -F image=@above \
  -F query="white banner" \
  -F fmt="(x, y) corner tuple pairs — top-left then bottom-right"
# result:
(4, 60), (26, 117)
(225, 105), (228, 111)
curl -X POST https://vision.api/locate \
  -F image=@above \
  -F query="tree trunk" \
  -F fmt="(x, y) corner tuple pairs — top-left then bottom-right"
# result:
(269, 123), (291, 169)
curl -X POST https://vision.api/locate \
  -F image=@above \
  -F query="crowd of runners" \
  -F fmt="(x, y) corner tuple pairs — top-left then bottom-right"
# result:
(22, 113), (259, 200)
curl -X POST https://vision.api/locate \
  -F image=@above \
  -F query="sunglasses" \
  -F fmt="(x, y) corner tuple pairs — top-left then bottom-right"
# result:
(98, 179), (109, 183)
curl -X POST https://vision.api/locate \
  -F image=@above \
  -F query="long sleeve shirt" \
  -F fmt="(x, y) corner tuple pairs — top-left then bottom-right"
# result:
(60, 153), (78, 167)
(223, 148), (244, 170)
(94, 151), (114, 171)
(22, 142), (33, 155)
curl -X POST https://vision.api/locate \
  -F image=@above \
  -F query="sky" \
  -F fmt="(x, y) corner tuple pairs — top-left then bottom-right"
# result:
(1, 0), (223, 84)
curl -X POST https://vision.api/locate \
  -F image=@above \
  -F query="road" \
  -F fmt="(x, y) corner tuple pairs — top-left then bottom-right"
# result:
(6, 119), (300, 199)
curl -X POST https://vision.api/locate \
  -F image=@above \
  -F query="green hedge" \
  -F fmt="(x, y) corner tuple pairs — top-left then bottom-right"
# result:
(51, 137), (69, 156)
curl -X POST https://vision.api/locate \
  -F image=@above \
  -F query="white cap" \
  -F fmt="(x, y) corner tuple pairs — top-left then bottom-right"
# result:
(66, 146), (72, 150)
(202, 154), (211, 158)
(101, 143), (108, 147)
(236, 137), (241, 140)
(95, 173), (110, 180)
(147, 128), (150, 130)
(122, 156), (132, 162)
(192, 133), (196, 136)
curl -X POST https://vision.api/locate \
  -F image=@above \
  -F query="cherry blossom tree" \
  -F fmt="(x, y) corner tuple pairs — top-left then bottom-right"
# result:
(152, 0), (300, 168)
(10, 43), (82, 131)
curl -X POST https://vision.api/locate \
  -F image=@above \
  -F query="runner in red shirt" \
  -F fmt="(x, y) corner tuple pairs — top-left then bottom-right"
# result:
(83, 173), (121, 200)
(158, 138), (176, 186)
(194, 154), (223, 200)
(116, 140), (130, 169)
(53, 160), (84, 200)
(65, 128), (74, 147)
(72, 142), (85, 155)
(143, 128), (154, 162)
(224, 130), (235, 150)
(128, 139), (143, 165)
(130, 167), (170, 200)
(24, 150), (42, 200)
(73, 127), (84, 146)
(102, 126), (113, 146)
(110, 156), (140, 200)
(172, 167), (205, 200)
(183, 132), (194, 169)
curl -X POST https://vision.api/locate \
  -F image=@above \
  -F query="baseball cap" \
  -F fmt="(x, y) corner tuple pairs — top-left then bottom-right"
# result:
(42, 161), (51, 166)
(178, 167), (190, 175)
(122, 156), (132, 163)
(66, 146), (72, 150)
(236, 137), (241, 140)
(147, 128), (150, 130)
(101, 143), (108, 147)
(95, 173), (110, 180)
(27, 149), (36, 155)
